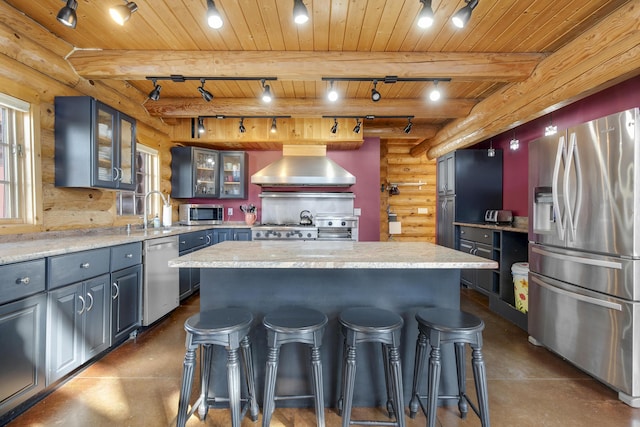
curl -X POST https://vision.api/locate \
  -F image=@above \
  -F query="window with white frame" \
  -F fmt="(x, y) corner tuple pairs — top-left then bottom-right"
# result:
(0, 93), (35, 223)
(116, 144), (159, 218)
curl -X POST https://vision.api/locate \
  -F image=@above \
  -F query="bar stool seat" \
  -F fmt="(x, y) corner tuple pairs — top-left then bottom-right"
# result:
(409, 308), (490, 427)
(262, 306), (328, 427)
(176, 307), (259, 427)
(337, 307), (406, 427)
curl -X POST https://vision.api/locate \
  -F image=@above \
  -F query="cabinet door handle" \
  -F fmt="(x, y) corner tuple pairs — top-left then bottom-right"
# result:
(78, 295), (86, 315)
(112, 283), (120, 300)
(112, 167), (120, 181)
(80, 262), (90, 269)
(118, 168), (124, 181)
(86, 292), (94, 312)
(16, 276), (30, 285)
(125, 253), (133, 258)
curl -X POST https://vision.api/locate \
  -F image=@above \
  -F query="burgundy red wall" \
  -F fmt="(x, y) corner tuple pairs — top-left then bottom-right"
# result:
(476, 74), (640, 216)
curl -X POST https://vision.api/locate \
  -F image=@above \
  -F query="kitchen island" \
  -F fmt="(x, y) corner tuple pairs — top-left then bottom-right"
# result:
(169, 240), (497, 408)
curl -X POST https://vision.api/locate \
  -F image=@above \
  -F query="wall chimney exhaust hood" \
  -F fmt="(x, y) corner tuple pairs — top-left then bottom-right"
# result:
(251, 145), (356, 187)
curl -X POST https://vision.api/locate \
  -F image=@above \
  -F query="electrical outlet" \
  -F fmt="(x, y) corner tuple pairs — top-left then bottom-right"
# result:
(227, 207), (233, 216)
(418, 207), (429, 214)
(354, 208), (362, 216)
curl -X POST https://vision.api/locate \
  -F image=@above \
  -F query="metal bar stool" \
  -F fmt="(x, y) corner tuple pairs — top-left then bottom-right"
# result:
(176, 307), (260, 427)
(408, 308), (490, 427)
(337, 307), (406, 427)
(262, 306), (328, 427)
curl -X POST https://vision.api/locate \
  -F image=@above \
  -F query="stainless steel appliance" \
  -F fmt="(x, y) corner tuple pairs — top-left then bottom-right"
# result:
(528, 107), (640, 407)
(484, 209), (512, 224)
(316, 214), (358, 241)
(143, 236), (179, 326)
(251, 224), (318, 241)
(178, 203), (223, 225)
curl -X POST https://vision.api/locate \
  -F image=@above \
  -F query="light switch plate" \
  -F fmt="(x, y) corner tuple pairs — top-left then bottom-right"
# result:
(354, 208), (362, 216)
(228, 207), (233, 216)
(418, 207), (429, 214)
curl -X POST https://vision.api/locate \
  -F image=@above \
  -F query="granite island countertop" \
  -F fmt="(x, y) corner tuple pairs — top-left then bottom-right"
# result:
(168, 240), (499, 269)
(0, 222), (250, 265)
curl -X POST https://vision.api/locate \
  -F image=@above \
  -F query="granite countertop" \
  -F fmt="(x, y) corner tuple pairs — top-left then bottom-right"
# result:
(168, 240), (499, 270)
(0, 222), (250, 265)
(454, 221), (528, 234)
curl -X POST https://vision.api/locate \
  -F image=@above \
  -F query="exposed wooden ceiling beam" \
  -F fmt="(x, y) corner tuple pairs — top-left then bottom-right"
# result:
(412, 0), (640, 159)
(68, 51), (546, 82)
(145, 97), (476, 119)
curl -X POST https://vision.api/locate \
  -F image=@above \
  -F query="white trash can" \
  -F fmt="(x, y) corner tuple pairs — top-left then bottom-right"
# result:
(512, 262), (529, 314)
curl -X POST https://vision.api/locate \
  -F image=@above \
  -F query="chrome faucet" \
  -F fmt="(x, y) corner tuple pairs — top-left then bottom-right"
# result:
(143, 190), (169, 229)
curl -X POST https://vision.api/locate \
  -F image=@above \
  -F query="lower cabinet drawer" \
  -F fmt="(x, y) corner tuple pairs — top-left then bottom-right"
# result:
(0, 259), (46, 305)
(47, 248), (110, 290)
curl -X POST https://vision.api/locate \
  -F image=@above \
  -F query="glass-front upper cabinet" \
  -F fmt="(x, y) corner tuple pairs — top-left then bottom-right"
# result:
(219, 151), (248, 199)
(171, 146), (220, 198)
(55, 96), (136, 191)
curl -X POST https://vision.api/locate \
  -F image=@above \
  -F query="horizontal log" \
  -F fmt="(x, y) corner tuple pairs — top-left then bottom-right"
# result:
(415, 1), (640, 158)
(68, 51), (546, 82)
(145, 97), (477, 120)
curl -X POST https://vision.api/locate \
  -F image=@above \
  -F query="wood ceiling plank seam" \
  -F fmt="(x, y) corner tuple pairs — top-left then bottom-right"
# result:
(396, 0), (429, 51)
(311, 0), (331, 50)
(384, 0), (425, 52)
(328, 0), (350, 51)
(423, 0), (469, 52)
(341, 0), (369, 51)
(507, 0), (589, 52)
(149, 0), (202, 49)
(455, 0), (523, 52)
(239, 0), (275, 51)
(114, 0), (186, 49)
(221, 0), (260, 50)
(272, 0), (302, 51)
(368, 0), (405, 51)
(169, 0), (218, 51)
(355, 0), (385, 51)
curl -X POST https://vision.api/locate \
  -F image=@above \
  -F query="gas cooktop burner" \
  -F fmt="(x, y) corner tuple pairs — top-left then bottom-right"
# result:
(251, 224), (318, 240)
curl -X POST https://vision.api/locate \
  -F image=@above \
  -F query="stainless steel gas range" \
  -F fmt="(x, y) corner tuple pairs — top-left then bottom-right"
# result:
(252, 192), (359, 241)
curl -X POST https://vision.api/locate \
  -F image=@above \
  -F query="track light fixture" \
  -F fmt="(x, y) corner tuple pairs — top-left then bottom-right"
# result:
(371, 80), (381, 102)
(330, 118), (338, 134)
(452, 0), (479, 29)
(206, 0), (223, 29)
(327, 80), (338, 102)
(57, 0), (78, 28)
(353, 118), (362, 134)
(404, 117), (413, 134)
(198, 79), (214, 102)
(148, 79), (162, 101)
(271, 117), (278, 133)
(429, 80), (441, 101)
(487, 139), (495, 157)
(238, 118), (246, 133)
(261, 79), (272, 103)
(197, 117), (205, 134)
(195, 115), (289, 137)
(293, 0), (309, 25)
(109, 1), (138, 26)
(417, 0), (434, 29)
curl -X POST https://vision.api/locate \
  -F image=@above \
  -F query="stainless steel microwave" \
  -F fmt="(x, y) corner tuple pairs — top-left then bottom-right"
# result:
(179, 204), (224, 225)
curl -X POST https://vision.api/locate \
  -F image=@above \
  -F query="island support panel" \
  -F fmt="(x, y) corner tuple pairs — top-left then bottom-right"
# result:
(200, 268), (461, 408)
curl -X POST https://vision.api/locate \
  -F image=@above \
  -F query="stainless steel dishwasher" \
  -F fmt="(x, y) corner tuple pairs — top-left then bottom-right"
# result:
(143, 235), (179, 326)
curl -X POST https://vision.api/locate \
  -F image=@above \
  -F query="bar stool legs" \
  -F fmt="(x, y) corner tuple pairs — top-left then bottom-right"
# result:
(408, 308), (490, 427)
(176, 308), (259, 427)
(262, 307), (328, 427)
(338, 307), (405, 427)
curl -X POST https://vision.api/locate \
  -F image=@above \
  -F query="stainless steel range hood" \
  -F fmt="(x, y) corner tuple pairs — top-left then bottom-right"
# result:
(251, 145), (356, 187)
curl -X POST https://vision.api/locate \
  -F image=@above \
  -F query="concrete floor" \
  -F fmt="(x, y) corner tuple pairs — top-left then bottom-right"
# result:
(7, 289), (640, 427)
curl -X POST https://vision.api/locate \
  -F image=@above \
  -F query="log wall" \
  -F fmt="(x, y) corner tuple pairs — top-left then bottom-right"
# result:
(379, 141), (437, 242)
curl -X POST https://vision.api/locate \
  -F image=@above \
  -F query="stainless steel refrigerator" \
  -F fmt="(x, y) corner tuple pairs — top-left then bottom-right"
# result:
(528, 107), (640, 407)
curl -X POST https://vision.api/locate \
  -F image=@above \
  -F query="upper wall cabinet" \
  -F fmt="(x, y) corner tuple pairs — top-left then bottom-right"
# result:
(171, 146), (220, 198)
(54, 97), (136, 191)
(219, 151), (248, 199)
(171, 147), (249, 199)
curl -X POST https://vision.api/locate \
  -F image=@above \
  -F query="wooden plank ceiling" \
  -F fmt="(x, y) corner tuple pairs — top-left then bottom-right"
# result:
(4, 0), (632, 152)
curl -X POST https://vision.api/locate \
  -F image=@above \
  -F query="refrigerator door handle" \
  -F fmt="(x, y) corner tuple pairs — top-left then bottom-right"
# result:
(552, 135), (566, 240)
(531, 245), (623, 269)
(531, 275), (622, 311)
(564, 132), (583, 242)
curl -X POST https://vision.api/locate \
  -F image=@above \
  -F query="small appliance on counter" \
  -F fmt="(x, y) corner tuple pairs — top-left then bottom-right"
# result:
(178, 203), (223, 225)
(484, 209), (513, 224)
